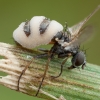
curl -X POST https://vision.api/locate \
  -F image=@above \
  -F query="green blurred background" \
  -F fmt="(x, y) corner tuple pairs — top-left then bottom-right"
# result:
(0, 0), (100, 100)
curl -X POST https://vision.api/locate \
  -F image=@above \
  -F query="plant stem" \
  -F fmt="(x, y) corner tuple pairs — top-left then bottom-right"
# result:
(0, 42), (100, 100)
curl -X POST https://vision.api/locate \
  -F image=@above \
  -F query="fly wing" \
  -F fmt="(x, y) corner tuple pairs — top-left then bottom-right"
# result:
(61, 25), (94, 47)
(63, 5), (100, 47)
(69, 25), (94, 46)
(64, 25), (94, 52)
(68, 5), (100, 40)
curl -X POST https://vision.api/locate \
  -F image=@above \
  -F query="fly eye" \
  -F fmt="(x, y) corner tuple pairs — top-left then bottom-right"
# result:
(72, 51), (85, 67)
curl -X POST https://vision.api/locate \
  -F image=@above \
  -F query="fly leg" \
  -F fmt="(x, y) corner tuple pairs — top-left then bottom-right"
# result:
(35, 57), (51, 96)
(51, 53), (71, 79)
(17, 53), (48, 91)
(17, 57), (34, 91)
(35, 44), (57, 96)
(82, 62), (86, 69)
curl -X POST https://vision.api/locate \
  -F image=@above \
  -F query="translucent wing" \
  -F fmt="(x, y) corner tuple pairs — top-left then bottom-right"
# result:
(63, 5), (100, 47)
(64, 25), (94, 53)
(69, 5), (100, 40)
(69, 25), (94, 46)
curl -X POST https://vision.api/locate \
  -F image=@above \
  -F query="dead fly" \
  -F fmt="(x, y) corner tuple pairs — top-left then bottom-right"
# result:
(13, 5), (100, 96)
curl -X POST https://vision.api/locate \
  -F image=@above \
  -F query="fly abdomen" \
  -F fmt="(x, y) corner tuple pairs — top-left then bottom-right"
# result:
(39, 18), (50, 34)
